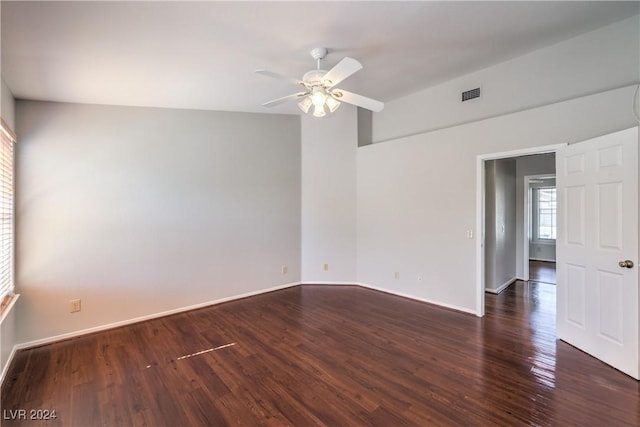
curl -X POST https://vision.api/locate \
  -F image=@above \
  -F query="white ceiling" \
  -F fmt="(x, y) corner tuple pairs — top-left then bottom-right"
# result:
(2, 1), (638, 115)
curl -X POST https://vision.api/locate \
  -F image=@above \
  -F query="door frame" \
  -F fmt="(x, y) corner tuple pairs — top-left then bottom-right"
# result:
(523, 173), (557, 279)
(475, 143), (565, 316)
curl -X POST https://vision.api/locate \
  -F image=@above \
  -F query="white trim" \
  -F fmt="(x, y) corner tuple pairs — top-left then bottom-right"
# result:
(525, 175), (557, 278)
(0, 344), (19, 386)
(0, 295), (20, 387)
(0, 279), (485, 386)
(476, 143), (565, 318)
(15, 282), (301, 350)
(475, 155), (486, 317)
(356, 282), (477, 316)
(10, 280), (479, 352)
(530, 240), (556, 246)
(299, 281), (359, 286)
(5, 281), (479, 380)
(0, 293), (19, 325)
(485, 277), (517, 294)
(477, 144), (562, 163)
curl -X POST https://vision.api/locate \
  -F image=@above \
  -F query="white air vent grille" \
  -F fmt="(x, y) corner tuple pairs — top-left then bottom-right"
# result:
(462, 87), (481, 102)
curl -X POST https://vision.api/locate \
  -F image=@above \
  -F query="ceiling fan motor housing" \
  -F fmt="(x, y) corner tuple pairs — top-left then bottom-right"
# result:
(310, 47), (328, 61)
(302, 69), (328, 87)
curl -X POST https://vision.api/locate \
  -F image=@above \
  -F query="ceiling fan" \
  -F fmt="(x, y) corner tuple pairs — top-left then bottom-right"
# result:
(256, 47), (384, 117)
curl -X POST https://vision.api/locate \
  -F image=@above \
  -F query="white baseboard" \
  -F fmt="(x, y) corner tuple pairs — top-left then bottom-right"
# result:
(15, 281), (301, 351)
(300, 281), (359, 286)
(529, 257), (556, 263)
(0, 279), (478, 387)
(0, 294), (20, 387)
(11, 280), (478, 355)
(355, 282), (477, 316)
(485, 277), (517, 294)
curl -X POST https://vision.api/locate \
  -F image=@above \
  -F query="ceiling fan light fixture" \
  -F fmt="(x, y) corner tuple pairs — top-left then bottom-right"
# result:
(311, 87), (326, 108)
(298, 96), (313, 113)
(257, 47), (384, 116)
(326, 96), (341, 113)
(312, 104), (326, 118)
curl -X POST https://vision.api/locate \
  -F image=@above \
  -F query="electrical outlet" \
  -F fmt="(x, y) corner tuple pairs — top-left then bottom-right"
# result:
(70, 299), (81, 313)
(323, 263), (329, 271)
(281, 265), (288, 275)
(417, 275), (423, 283)
(394, 272), (400, 279)
(467, 230), (474, 239)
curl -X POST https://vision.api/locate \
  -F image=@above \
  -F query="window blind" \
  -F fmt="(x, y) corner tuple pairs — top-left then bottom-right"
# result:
(0, 119), (15, 304)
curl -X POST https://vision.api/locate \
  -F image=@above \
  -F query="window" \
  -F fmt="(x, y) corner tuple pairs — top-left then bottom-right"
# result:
(533, 187), (556, 241)
(0, 119), (16, 308)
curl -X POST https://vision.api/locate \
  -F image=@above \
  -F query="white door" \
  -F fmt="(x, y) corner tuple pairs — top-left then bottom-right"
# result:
(557, 127), (638, 379)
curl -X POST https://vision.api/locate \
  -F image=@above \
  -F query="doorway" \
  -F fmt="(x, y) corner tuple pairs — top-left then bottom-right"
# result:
(482, 155), (557, 293)
(477, 128), (639, 379)
(475, 144), (564, 316)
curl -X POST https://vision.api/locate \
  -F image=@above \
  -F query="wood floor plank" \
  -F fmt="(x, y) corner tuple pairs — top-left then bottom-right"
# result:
(2, 283), (639, 426)
(529, 260), (556, 284)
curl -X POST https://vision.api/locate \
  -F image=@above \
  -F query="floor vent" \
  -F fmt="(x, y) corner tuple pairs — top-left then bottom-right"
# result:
(462, 87), (481, 102)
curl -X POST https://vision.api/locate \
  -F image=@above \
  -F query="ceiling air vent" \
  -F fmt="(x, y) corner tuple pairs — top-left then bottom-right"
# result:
(462, 87), (481, 102)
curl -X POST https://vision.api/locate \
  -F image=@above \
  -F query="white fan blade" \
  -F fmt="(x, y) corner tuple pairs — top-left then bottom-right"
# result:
(255, 69), (304, 87)
(262, 92), (309, 108)
(332, 89), (384, 112)
(322, 57), (363, 88)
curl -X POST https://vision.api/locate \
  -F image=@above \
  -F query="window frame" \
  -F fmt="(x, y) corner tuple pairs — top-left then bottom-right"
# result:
(530, 185), (557, 243)
(0, 118), (16, 313)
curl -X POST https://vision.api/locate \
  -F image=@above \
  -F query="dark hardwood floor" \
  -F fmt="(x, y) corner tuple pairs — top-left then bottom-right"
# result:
(2, 283), (638, 426)
(529, 260), (556, 285)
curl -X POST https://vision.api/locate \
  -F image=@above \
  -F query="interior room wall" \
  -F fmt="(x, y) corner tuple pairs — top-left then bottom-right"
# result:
(515, 153), (556, 276)
(301, 105), (358, 283)
(15, 101), (301, 344)
(357, 14), (638, 314)
(372, 15), (639, 143)
(529, 241), (556, 263)
(357, 108), (372, 147)
(484, 158), (517, 293)
(357, 85), (638, 314)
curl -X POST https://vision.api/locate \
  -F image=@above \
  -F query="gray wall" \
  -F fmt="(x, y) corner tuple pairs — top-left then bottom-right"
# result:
(301, 105), (358, 283)
(485, 159), (517, 292)
(15, 101), (301, 344)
